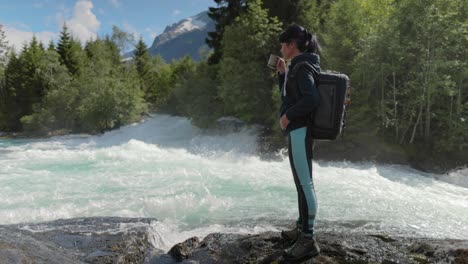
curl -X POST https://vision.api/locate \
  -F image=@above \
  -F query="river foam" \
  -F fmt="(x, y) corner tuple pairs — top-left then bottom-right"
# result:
(0, 114), (467, 243)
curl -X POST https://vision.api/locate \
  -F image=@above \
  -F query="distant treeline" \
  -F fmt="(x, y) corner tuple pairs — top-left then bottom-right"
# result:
(0, 0), (466, 162)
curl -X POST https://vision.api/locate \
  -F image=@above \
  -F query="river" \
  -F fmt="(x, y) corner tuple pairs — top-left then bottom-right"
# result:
(1, 114), (467, 250)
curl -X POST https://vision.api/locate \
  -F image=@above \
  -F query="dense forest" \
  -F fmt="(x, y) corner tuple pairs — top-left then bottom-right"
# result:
(0, 0), (466, 170)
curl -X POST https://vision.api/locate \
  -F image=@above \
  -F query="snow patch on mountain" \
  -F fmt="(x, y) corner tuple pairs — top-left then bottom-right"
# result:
(152, 11), (211, 47)
(174, 16), (207, 34)
(123, 11), (214, 61)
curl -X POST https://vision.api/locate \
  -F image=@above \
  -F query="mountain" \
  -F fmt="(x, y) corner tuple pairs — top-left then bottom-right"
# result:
(126, 11), (215, 62)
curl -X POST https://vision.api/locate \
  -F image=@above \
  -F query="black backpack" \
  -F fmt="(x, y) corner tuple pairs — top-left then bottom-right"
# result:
(289, 62), (350, 140)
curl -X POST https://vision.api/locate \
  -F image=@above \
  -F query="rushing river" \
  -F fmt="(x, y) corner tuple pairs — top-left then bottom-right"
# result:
(1, 114), (467, 249)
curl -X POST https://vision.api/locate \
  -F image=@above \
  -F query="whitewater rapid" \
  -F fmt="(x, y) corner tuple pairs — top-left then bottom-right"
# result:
(0, 114), (467, 250)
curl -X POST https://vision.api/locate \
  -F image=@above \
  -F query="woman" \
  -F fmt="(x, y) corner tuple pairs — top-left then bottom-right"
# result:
(276, 24), (321, 261)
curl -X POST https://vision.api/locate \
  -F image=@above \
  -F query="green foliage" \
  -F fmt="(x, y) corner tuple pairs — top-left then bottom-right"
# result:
(134, 37), (150, 80)
(143, 55), (198, 111)
(76, 73), (145, 133)
(218, 0), (282, 124)
(142, 56), (171, 108)
(295, 0), (320, 31)
(0, 37), (48, 131)
(261, 0), (326, 31)
(262, 0), (299, 26)
(56, 24), (83, 76)
(321, 0), (365, 72)
(206, 0), (247, 64)
(171, 62), (224, 128)
(76, 38), (147, 133)
(111, 25), (135, 53)
(0, 27), (147, 134)
(20, 49), (75, 132)
(349, 0), (468, 154)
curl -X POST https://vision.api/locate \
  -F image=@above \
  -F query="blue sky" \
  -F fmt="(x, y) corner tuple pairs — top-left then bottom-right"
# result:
(0, 0), (215, 52)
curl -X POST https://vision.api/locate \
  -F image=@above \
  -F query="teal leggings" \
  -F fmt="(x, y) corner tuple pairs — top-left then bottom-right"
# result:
(288, 126), (317, 237)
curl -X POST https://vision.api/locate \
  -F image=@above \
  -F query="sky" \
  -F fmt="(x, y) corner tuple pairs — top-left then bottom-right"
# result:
(0, 0), (215, 52)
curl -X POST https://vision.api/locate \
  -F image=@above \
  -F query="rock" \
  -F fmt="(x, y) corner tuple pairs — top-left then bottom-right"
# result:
(168, 237), (200, 261)
(1, 217), (468, 264)
(0, 217), (161, 264)
(368, 234), (397, 243)
(409, 242), (435, 256)
(454, 248), (468, 264)
(158, 231), (468, 264)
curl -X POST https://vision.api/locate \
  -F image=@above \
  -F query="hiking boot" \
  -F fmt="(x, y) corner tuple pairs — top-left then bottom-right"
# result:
(281, 227), (301, 242)
(283, 233), (320, 261)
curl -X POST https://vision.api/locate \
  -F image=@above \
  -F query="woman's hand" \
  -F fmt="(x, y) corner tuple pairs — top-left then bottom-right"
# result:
(280, 114), (290, 130)
(277, 58), (286, 75)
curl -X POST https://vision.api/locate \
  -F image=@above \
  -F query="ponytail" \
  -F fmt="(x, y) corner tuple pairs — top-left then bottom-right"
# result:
(305, 31), (320, 54)
(279, 24), (320, 54)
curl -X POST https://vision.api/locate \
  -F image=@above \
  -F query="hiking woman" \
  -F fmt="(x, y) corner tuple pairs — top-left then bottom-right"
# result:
(276, 24), (321, 261)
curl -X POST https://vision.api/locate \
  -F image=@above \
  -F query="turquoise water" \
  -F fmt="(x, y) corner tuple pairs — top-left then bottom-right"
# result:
(1, 114), (467, 249)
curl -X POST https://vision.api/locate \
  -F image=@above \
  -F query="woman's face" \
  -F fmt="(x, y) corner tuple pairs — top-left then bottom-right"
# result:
(280, 42), (296, 60)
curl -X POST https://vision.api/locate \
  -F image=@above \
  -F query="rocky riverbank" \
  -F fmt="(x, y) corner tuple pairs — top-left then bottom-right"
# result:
(0, 217), (467, 264)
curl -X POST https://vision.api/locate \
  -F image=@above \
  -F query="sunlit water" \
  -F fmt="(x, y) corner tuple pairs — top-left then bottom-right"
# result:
(1, 114), (467, 250)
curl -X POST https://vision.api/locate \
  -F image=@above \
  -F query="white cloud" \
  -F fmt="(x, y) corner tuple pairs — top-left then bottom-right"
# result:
(7, 21), (30, 31)
(3, 25), (56, 52)
(109, 0), (121, 8)
(2, 0), (100, 51)
(172, 10), (182, 16)
(64, 0), (100, 43)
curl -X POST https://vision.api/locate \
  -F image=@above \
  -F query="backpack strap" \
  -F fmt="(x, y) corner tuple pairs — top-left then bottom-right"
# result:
(289, 61), (320, 86)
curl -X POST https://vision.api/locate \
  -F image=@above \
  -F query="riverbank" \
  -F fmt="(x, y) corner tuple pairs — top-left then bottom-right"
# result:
(312, 134), (467, 175)
(259, 129), (467, 175)
(0, 217), (467, 264)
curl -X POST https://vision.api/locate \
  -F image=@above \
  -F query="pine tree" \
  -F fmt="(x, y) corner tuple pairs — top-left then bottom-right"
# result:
(56, 24), (82, 76)
(47, 40), (55, 51)
(0, 36), (47, 130)
(104, 35), (122, 67)
(261, 0), (330, 32)
(206, 0), (247, 64)
(0, 53), (21, 131)
(21, 36), (46, 115)
(133, 37), (150, 79)
(262, 0), (298, 26)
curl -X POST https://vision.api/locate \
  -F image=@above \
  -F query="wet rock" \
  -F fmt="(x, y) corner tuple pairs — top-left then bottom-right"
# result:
(1, 218), (468, 264)
(454, 248), (468, 264)
(409, 242), (435, 256)
(169, 237), (200, 261)
(0, 217), (160, 264)
(162, 231), (468, 264)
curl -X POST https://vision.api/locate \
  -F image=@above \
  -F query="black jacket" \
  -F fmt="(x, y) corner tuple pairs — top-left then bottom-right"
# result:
(278, 53), (321, 133)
